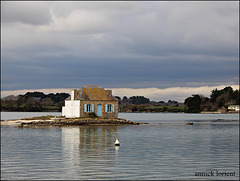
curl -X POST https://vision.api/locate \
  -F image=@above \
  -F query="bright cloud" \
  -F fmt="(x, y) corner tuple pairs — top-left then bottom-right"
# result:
(38, 9), (114, 33)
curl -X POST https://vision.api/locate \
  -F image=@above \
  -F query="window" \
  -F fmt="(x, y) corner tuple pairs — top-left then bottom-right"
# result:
(105, 104), (115, 113)
(107, 104), (112, 112)
(85, 104), (92, 112)
(87, 104), (91, 112)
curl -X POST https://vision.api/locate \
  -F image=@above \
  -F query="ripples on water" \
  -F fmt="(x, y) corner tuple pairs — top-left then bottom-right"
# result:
(1, 112), (239, 180)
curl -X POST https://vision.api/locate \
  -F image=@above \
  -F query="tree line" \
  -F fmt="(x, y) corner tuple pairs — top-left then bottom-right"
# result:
(115, 96), (182, 112)
(184, 86), (239, 113)
(1, 92), (69, 112)
(1, 86), (239, 113)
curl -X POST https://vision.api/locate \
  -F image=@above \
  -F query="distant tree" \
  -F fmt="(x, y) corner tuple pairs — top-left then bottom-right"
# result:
(168, 100), (178, 104)
(1, 91), (70, 112)
(184, 94), (202, 113)
(16, 96), (27, 108)
(47, 93), (56, 102)
(233, 89), (239, 105)
(129, 96), (150, 105)
(41, 98), (54, 109)
(55, 93), (70, 102)
(210, 88), (222, 103)
(2, 95), (18, 101)
(1, 95), (17, 109)
(209, 86), (239, 110)
(122, 96), (129, 105)
(25, 92), (46, 99)
(115, 96), (121, 104)
(25, 97), (41, 111)
(210, 86), (234, 103)
(223, 86), (234, 95)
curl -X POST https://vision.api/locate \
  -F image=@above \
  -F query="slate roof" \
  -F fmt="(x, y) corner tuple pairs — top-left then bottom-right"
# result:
(66, 85), (117, 101)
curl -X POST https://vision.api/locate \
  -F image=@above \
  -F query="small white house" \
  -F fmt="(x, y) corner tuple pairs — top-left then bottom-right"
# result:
(228, 105), (240, 111)
(62, 89), (81, 118)
(62, 85), (118, 118)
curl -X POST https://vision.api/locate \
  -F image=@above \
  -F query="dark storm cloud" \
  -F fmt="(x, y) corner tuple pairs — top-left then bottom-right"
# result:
(2, 54), (238, 90)
(1, 1), (239, 91)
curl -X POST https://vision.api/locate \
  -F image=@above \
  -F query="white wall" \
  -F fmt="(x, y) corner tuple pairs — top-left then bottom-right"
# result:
(62, 106), (65, 116)
(62, 100), (81, 118)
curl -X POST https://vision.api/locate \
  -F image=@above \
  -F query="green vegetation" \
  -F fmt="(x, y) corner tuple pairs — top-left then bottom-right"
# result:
(88, 112), (98, 118)
(119, 105), (185, 113)
(1, 92), (70, 112)
(118, 96), (184, 113)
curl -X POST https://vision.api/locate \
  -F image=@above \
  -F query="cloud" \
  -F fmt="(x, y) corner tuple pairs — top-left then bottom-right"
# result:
(1, 1), (52, 25)
(38, 9), (114, 34)
(1, 85), (239, 102)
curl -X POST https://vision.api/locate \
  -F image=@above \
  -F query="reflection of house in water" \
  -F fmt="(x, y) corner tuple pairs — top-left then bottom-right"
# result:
(61, 126), (119, 177)
(62, 126), (118, 149)
(61, 127), (80, 158)
(78, 126), (118, 152)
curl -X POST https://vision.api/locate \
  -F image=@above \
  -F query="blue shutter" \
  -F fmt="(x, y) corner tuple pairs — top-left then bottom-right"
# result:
(112, 104), (115, 112)
(84, 104), (87, 112)
(92, 104), (94, 112)
(105, 104), (108, 112)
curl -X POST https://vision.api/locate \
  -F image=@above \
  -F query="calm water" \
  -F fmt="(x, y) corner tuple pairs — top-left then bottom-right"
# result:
(1, 112), (239, 180)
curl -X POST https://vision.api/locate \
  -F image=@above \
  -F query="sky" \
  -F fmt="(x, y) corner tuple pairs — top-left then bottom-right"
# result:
(1, 1), (239, 101)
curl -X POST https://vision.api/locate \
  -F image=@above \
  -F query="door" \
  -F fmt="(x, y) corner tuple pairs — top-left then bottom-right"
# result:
(97, 104), (102, 116)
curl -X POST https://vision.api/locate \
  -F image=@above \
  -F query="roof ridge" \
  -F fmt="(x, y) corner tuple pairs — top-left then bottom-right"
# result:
(83, 85), (102, 88)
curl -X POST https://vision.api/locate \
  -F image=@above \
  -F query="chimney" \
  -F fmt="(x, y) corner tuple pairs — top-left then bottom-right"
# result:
(106, 90), (112, 95)
(71, 89), (76, 101)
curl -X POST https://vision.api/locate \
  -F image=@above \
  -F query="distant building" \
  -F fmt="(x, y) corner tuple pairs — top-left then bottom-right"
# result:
(228, 105), (240, 111)
(62, 85), (118, 118)
(33, 97), (42, 102)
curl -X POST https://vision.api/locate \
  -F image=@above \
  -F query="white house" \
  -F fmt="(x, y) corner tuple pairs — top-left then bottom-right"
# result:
(228, 105), (240, 111)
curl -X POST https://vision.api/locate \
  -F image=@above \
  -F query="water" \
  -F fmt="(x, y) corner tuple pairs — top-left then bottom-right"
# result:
(1, 112), (239, 180)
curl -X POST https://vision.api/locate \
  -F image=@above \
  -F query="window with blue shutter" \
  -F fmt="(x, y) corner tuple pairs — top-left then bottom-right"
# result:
(105, 104), (113, 112)
(86, 104), (91, 112)
(92, 104), (94, 112)
(84, 104), (87, 112)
